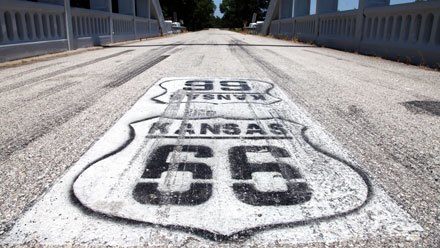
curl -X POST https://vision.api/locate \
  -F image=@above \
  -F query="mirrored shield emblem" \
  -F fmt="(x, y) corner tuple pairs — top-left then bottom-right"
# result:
(73, 78), (371, 240)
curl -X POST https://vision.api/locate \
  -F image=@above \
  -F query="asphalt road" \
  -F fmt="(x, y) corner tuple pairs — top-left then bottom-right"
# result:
(0, 29), (439, 247)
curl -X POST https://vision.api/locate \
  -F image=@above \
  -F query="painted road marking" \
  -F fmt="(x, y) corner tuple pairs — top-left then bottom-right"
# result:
(152, 79), (280, 105)
(1, 78), (422, 246)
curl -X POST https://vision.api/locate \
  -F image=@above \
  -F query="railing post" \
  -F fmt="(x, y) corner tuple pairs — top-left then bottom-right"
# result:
(430, 14), (439, 45)
(408, 14), (418, 43)
(315, 0), (338, 40)
(355, 1), (390, 51)
(418, 14), (428, 44)
(132, 0), (136, 39)
(293, 0), (310, 17)
(10, 10), (18, 42)
(280, 0), (293, 19)
(0, 10), (7, 43)
(293, 0), (310, 38)
(108, 0), (114, 43)
(148, 0), (151, 35)
(29, 13), (37, 41)
(389, 15), (397, 41)
(316, 0), (338, 14)
(279, 0), (282, 19)
(64, 0), (74, 50)
(261, 0), (281, 35)
(398, 16), (407, 42)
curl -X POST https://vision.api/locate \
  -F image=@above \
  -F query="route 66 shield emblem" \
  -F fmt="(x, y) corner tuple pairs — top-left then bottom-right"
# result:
(73, 78), (371, 240)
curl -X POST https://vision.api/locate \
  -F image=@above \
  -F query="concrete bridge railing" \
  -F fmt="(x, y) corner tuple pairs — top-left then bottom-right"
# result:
(0, 1), (66, 45)
(316, 10), (359, 50)
(360, 2), (439, 66)
(0, 0), (165, 62)
(71, 7), (111, 47)
(263, 0), (440, 67)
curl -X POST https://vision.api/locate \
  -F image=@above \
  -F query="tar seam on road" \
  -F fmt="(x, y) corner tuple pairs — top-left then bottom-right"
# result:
(302, 49), (349, 62)
(0, 50), (134, 94)
(103, 43), (315, 48)
(0, 62), (65, 82)
(104, 55), (170, 88)
(2, 80), (84, 115)
(0, 44), (183, 162)
(0, 102), (92, 162)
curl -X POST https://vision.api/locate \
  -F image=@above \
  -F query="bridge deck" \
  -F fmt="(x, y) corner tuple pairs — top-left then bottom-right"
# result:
(0, 29), (438, 247)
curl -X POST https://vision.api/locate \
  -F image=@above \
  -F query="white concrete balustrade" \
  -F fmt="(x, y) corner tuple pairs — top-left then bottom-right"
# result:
(0, 0), (165, 62)
(0, 0), (65, 44)
(263, 0), (440, 67)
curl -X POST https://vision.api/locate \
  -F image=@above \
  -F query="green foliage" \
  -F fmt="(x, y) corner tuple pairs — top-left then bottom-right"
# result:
(160, 0), (269, 30)
(160, 0), (216, 31)
(210, 16), (225, 28)
(220, 0), (269, 28)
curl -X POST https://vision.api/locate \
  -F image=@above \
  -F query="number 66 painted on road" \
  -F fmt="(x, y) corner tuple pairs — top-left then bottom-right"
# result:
(133, 145), (312, 206)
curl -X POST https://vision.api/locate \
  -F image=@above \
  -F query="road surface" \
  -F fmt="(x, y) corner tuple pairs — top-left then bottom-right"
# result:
(0, 29), (438, 247)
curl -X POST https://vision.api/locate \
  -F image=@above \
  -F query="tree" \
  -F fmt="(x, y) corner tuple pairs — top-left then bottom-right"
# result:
(220, 0), (269, 28)
(160, 0), (216, 31)
(210, 16), (225, 28)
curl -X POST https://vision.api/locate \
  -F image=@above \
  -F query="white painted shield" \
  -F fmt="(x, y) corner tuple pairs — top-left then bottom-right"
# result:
(73, 78), (370, 240)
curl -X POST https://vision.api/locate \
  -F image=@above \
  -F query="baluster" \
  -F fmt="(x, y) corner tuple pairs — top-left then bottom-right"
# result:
(429, 14), (439, 45)
(18, 12), (29, 41)
(408, 14), (418, 43)
(94, 17), (98, 35)
(0, 10), (7, 43)
(72, 16), (77, 37)
(352, 18), (356, 38)
(42, 14), (49, 39)
(81, 16), (85, 36)
(319, 19), (323, 35)
(90, 17), (94, 36)
(378, 16), (385, 40)
(98, 18), (102, 35)
(78, 16), (82, 37)
(338, 19), (342, 37)
(59, 14), (64, 38)
(10, 11), (19, 42)
(382, 16), (388, 40)
(35, 13), (43, 40)
(418, 13), (428, 44)
(389, 15), (398, 41)
(49, 14), (56, 38)
(87, 17), (91, 36)
(28, 12), (37, 41)
(398, 15), (408, 42)
(49, 14), (55, 39)
(53, 14), (59, 38)
(371, 17), (378, 40)
(83, 16), (86, 36)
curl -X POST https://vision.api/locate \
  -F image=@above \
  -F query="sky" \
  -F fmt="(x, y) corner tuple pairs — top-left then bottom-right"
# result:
(214, 0), (223, 17)
(213, 0), (416, 17)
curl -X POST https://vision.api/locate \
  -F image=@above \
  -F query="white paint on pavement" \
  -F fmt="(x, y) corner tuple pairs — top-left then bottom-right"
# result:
(1, 78), (422, 246)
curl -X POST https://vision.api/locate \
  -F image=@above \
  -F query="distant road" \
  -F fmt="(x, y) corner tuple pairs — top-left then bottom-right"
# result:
(0, 29), (438, 247)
